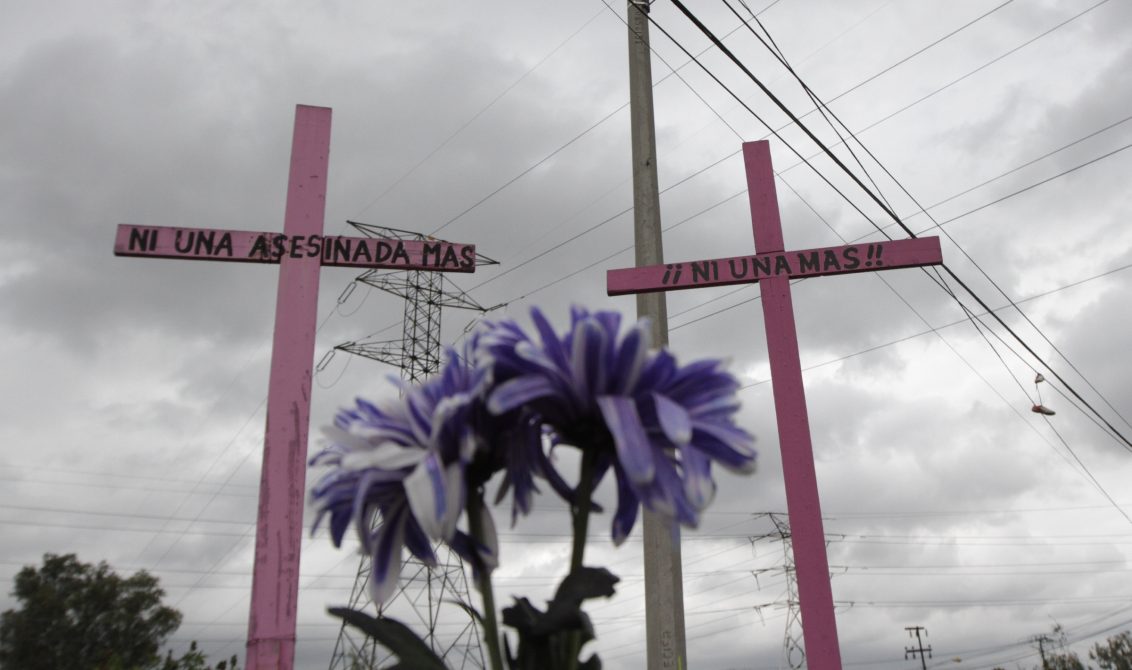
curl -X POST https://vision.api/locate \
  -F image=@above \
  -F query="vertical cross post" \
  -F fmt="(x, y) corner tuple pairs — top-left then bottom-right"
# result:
(245, 104), (331, 670)
(744, 141), (841, 668)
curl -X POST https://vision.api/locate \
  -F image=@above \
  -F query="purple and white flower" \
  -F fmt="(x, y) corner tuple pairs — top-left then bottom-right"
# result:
(480, 307), (756, 544)
(311, 305), (756, 606)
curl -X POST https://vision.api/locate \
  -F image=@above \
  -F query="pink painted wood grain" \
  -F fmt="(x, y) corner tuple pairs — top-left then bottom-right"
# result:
(746, 140), (843, 669)
(114, 224), (475, 272)
(606, 237), (941, 296)
(245, 105), (331, 670)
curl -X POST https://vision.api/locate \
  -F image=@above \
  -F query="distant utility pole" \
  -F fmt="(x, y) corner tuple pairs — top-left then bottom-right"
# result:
(625, 1), (687, 669)
(1032, 633), (1054, 670)
(905, 626), (932, 670)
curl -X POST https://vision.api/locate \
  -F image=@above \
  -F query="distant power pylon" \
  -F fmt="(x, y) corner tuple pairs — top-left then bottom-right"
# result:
(335, 222), (499, 383)
(325, 222), (499, 670)
(750, 512), (805, 670)
(905, 626), (932, 670)
(1032, 632), (1055, 670)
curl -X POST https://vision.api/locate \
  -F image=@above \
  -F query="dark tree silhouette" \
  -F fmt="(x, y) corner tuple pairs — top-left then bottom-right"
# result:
(0, 553), (219, 670)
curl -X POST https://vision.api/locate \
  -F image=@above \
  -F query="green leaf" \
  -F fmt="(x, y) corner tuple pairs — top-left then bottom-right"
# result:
(534, 567), (618, 637)
(501, 597), (543, 635)
(552, 567), (619, 604)
(328, 607), (448, 670)
(498, 568), (619, 669)
(444, 599), (484, 628)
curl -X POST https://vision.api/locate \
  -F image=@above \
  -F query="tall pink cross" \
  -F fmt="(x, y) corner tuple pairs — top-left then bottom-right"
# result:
(607, 140), (943, 669)
(114, 105), (478, 669)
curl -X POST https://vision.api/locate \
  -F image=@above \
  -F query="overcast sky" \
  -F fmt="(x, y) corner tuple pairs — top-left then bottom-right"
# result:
(3, 1), (1132, 668)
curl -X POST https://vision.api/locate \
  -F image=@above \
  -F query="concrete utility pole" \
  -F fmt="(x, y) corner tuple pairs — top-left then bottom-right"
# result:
(626, 1), (687, 668)
(905, 626), (932, 670)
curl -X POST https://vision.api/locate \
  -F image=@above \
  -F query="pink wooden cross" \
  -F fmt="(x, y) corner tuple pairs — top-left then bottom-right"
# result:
(607, 140), (942, 669)
(115, 105), (477, 670)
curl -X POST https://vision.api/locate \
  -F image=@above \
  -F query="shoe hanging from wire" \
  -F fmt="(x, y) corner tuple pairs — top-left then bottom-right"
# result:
(1032, 371), (1055, 416)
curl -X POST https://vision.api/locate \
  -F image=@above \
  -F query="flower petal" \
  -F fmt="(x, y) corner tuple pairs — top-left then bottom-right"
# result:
(679, 443), (716, 511)
(666, 359), (727, 396)
(593, 310), (622, 340)
(404, 452), (449, 540)
(571, 318), (607, 400)
(352, 470), (381, 551)
(405, 390), (435, 446)
(636, 348), (677, 392)
(652, 392), (692, 446)
(513, 341), (576, 393)
(687, 393), (742, 420)
(340, 444), (428, 472)
(609, 323), (649, 394)
(651, 457), (698, 527)
(370, 508), (408, 605)
(320, 424), (374, 454)
(331, 509), (354, 546)
(690, 422), (757, 473)
(487, 375), (557, 415)
(597, 395), (655, 484)
(530, 306), (571, 372)
(354, 397), (384, 422)
(611, 467), (640, 545)
(440, 462), (465, 540)
(403, 513), (438, 566)
(450, 527), (497, 582)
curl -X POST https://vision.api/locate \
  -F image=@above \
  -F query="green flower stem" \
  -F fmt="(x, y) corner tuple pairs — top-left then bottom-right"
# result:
(566, 449), (599, 670)
(467, 491), (505, 670)
(570, 449), (597, 572)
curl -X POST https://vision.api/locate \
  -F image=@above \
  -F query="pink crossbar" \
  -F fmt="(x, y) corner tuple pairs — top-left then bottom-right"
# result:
(607, 237), (941, 295)
(114, 224), (475, 272)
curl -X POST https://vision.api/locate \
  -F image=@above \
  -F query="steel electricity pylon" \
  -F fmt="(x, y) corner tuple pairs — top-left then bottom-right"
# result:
(750, 512), (805, 670)
(326, 222), (498, 670)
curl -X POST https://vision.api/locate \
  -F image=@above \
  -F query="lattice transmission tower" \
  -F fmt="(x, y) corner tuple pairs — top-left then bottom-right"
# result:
(750, 512), (805, 670)
(326, 222), (499, 670)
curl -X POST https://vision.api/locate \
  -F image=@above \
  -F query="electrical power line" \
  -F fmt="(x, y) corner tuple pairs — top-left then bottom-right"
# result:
(737, 3), (1132, 439)
(663, 0), (1132, 455)
(631, 7), (1127, 465)
(350, 8), (608, 221)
